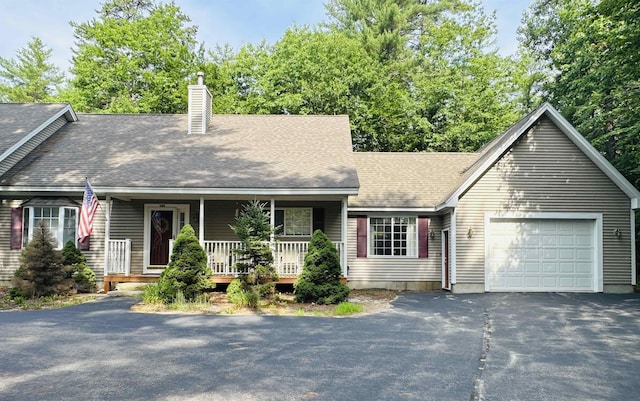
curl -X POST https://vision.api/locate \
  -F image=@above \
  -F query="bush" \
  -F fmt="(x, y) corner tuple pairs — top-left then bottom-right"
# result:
(142, 284), (162, 304)
(13, 223), (72, 298)
(226, 278), (258, 308)
(294, 229), (350, 304)
(156, 224), (213, 303)
(62, 241), (96, 293)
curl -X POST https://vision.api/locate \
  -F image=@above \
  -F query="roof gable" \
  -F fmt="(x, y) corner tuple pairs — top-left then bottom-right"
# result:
(0, 103), (76, 159)
(440, 103), (640, 209)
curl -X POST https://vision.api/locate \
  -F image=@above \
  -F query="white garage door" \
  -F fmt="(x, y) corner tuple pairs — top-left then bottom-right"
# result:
(487, 218), (595, 292)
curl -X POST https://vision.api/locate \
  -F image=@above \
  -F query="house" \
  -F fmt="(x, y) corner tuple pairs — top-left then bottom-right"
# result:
(1, 76), (638, 293)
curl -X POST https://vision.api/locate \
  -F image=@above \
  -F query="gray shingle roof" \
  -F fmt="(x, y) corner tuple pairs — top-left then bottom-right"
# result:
(349, 152), (480, 208)
(0, 113), (359, 192)
(0, 103), (70, 155)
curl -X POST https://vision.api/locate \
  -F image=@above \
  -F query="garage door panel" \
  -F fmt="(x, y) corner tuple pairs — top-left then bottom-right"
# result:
(487, 218), (595, 292)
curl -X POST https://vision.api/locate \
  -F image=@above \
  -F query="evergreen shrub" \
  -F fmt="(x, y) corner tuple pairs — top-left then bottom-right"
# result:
(12, 223), (72, 298)
(62, 241), (96, 293)
(294, 229), (349, 304)
(156, 224), (213, 303)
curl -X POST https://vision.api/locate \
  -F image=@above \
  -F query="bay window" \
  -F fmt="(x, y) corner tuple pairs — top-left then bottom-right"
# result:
(23, 206), (78, 249)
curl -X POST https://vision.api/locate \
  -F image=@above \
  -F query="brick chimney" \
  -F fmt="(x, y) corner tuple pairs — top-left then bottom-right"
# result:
(187, 72), (212, 134)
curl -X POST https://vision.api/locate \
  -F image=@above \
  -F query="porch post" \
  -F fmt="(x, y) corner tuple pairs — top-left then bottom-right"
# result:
(199, 197), (205, 244)
(341, 196), (348, 278)
(102, 194), (111, 277)
(270, 198), (275, 244)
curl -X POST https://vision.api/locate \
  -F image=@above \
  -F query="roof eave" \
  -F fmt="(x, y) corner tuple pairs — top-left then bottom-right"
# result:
(0, 104), (77, 164)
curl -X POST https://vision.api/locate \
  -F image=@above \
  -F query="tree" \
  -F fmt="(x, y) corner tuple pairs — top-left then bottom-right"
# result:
(229, 200), (278, 303)
(294, 230), (349, 305)
(0, 37), (64, 102)
(13, 223), (71, 298)
(66, 0), (202, 113)
(156, 224), (212, 303)
(519, 0), (640, 188)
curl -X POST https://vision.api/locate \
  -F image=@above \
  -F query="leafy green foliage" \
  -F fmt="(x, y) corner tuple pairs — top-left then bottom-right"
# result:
(203, 0), (523, 152)
(156, 224), (213, 303)
(62, 241), (96, 293)
(0, 37), (64, 102)
(335, 301), (363, 315)
(294, 230), (349, 305)
(519, 0), (640, 189)
(226, 278), (258, 308)
(229, 200), (278, 301)
(13, 223), (72, 298)
(66, 0), (202, 113)
(142, 284), (162, 304)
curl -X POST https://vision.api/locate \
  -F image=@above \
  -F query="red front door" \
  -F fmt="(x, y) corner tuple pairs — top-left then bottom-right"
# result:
(150, 210), (173, 266)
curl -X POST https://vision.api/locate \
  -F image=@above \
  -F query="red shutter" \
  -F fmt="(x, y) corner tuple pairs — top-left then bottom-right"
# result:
(10, 207), (23, 250)
(356, 216), (368, 258)
(79, 236), (90, 251)
(418, 217), (429, 258)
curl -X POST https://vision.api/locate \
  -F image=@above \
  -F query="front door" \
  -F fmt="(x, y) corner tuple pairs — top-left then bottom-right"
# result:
(150, 210), (173, 265)
(144, 204), (190, 273)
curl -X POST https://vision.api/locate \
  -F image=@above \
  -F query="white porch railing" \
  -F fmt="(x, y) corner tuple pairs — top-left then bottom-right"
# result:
(106, 239), (131, 275)
(109, 239), (344, 277)
(202, 240), (344, 277)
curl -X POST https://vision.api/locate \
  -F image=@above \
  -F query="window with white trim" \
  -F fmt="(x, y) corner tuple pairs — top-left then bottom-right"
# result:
(369, 217), (417, 257)
(275, 208), (312, 236)
(23, 206), (78, 249)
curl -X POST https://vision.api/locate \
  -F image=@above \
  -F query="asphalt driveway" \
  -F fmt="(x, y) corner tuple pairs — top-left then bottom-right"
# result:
(0, 292), (638, 401)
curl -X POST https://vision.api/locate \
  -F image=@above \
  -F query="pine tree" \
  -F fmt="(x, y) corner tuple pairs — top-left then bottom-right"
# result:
(13, 223), (71, 298)
(229, 200), (278, 302)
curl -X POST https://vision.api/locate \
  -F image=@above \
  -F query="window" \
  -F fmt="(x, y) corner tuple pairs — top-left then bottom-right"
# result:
(369, 217), (417, 257)
(275, 208), (312, 236)
(23, 206), (78, 249)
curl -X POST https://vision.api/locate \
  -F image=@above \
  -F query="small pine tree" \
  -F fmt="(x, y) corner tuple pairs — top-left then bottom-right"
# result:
(294, 229), (349, 304)
(156, 224), (213, 303)
(229, 200), (278, 304)
(62, 241), (96, 293)
(13, 222), (72, 298)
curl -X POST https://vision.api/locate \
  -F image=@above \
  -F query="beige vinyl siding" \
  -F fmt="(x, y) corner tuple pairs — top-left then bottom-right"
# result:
(0, 116), (67, 176)
(346, 215), (443, 282)
(0, 197), (105, 281)
(456, 116), (632, 285)
(0, 200), (25, 281)
(443, 213), (451, 230)
(110, 199), (145, 275)
(205, 200), (343, 242)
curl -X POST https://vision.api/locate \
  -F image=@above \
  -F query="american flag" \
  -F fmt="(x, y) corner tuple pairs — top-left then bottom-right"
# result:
(78, 180), (99, 243)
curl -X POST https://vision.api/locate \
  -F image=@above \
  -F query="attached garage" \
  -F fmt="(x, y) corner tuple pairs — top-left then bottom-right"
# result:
(485, 214), (602, 292)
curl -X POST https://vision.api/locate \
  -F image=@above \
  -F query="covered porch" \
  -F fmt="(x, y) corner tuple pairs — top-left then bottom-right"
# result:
(101, 196), (349, 291)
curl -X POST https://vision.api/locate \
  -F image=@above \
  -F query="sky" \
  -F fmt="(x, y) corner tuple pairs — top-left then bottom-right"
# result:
(0, 0), (531, 76)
